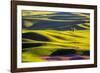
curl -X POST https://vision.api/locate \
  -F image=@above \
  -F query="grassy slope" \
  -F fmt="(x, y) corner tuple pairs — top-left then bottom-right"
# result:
(22, 29), (90, 50)
(22, 30), (90, 62)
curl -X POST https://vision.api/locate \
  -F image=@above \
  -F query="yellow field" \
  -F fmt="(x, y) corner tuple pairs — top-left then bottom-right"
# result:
(22, 11), (90, 62)
(22, 29), (90, 51)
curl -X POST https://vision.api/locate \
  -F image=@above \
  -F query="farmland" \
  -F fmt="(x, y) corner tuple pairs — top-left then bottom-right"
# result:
(22, 11), (90, 62)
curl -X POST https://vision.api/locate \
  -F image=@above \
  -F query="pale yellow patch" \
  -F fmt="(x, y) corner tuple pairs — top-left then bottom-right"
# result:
(22, 10), (55, 16)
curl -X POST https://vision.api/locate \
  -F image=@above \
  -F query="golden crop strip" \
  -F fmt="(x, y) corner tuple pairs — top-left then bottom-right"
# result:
(78, 24), (89, 29)
(22, 11), (55, 16)
(73, 13), (90, 19)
